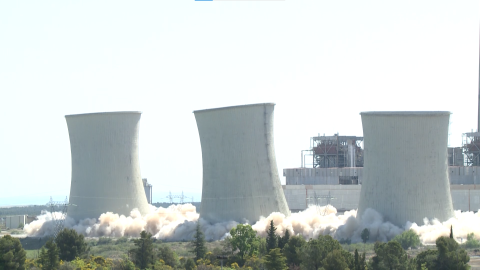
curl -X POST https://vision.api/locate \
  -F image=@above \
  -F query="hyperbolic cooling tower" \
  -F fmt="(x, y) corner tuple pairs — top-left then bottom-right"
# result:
(66, 112), (150, 221)
(194, 103), (290, 223)
(357, 112), (454, 227)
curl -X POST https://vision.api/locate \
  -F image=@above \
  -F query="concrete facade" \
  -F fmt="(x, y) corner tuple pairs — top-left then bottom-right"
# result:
(357, 111), (454, 227)
(284, 167), (363, 185)
(284, 166), (480, 186)
(66, 112), (150, 221)
(4, 215), (26, 229)
(194, 103), (290, 223)
(283, 185), (480, 213)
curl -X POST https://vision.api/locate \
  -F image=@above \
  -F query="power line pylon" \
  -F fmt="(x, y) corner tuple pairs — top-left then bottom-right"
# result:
(46, 196), (70, 240)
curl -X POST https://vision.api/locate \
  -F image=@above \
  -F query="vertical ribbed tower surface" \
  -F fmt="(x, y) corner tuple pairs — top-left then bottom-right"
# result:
(194, 103), (290, 224)
(357, 111), (454, 227)
(66, 112), (150, 221)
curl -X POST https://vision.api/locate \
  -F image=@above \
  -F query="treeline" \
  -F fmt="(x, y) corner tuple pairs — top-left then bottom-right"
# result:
(0, 205), (47, 217)
(0, 222), (473, 270)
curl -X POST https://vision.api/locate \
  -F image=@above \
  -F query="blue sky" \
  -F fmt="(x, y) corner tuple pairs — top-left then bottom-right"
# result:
(0, 0), (479, 206)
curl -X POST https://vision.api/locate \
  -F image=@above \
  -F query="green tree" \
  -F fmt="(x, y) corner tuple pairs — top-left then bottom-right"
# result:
(190, 221), (207, 262)
(323, 249), (349, 270)
(55, 228), (88, 261)
(393, 229), (421, 250)
(278, 229), (290, 250)
(414, 249), (437, 270)
(435, 236), (469, 270)
(450, 225), (454, 239)
(119, 255), (136, 270)
(361, 228), (370, 253)
(131, 231), (154, 269)
(185, 258), (196, 270)
(0, 235), (26, 270)
(300, 239), (323, 270)
(354, 249), (367, 270)
(264, 248), (287, 270)
(266, 220), (277, 252)
(369, 241), (410, 270)
(283, 235), (306, 267)
(158, 245), (178, 268)
(229, 224), (259, 260)
(361, 228), (370, 244)
(244, 255), (264, 269)
(39, 239), (60, 270)
(465, 233), (480, 249)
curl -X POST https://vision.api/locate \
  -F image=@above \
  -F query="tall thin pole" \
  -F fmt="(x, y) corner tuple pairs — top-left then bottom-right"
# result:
(478, 25), (480, 132)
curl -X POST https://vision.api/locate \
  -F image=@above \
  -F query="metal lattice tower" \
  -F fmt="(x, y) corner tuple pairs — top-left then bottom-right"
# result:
(166, 192), (174, 203)
(46, 196), (70, 239)
(307, 191), (335, 216)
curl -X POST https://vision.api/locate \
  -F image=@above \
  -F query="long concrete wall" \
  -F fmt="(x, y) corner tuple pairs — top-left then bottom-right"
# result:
(283, 185), (480, 213)
(66, 112), (150, 221)
(358, 112), (454, 226)
(194, 103), (290, 223)
(284, 166), (480, 186)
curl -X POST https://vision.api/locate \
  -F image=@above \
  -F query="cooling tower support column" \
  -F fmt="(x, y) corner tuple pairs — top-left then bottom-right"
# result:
(194, 103), (290, 224)
(66, 112), (150, 221)
(357, 112), (454, 227)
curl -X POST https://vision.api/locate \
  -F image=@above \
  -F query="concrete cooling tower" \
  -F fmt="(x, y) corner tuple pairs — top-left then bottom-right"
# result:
(194, 103), (290, 223)
(66, 112), (150, 221)
(357, 112), (454, 227)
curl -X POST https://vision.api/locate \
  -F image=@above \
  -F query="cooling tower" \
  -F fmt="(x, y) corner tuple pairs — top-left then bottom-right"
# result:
(194, 103), (290, 223)
(66, 112), (150, 221)
(357, 112), (454, 227)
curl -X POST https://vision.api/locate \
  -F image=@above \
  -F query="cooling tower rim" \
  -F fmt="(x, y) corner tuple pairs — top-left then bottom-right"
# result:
(65, 111), (142, 118)
(193, 103), (275, 113)
(360, 111), (451, 116)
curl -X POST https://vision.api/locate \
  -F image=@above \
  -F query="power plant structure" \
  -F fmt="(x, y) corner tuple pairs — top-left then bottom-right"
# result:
(66, 112), (150, 221)
(357, 112), (454, 226)
(194, 103), (290, 223)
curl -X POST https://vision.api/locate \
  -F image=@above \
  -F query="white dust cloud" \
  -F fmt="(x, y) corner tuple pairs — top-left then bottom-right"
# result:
(24, 204), (480, 245)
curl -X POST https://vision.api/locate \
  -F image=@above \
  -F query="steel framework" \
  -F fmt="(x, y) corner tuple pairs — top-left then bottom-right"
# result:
(463, 132), (480, 166)
(46, 197), (70, 239)
(306, 191), (335, 216)
(306, 134), (364, 168)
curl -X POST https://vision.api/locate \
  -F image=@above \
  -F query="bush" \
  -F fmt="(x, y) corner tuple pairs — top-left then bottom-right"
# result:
(465, 233), (480, 249)
(392, 229), (421, 250)
(116, 237), (129, 245)
(97, 237), (113, 245)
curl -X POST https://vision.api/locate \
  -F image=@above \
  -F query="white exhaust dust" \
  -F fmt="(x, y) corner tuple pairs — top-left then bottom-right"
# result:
(24, 204), (480, 244)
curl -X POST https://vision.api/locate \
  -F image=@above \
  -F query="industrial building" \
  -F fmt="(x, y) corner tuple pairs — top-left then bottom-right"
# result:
(66, 112), (150, 221)
(142, 178), (153, 204)
(282, 113), (480, 222)
(194, 103), (290, 223)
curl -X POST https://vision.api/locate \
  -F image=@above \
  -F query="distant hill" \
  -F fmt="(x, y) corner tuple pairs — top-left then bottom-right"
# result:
(0, 205), (47, 217)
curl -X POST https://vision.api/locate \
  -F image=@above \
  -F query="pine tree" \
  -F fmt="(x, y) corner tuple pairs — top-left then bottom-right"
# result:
(278, 229), (290, 249)
(264, 248), (288, 270)
(39, 239), (59, 270)
(266, 220), (278, 252)
(190, 221), (207, 261)
(354, 249), (359, 270)
(131, 231), (154, 269)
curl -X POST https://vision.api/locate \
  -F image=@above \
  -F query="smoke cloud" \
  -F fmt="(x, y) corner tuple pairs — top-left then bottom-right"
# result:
(24, 204), (480, 244)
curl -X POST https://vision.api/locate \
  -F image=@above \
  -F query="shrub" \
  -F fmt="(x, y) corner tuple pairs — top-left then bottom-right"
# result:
(392, 229), (421, 250)
(465, 233), (480, 249)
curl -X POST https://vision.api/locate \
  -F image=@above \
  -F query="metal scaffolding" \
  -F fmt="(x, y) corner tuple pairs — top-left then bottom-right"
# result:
(463, 132), (480, 166)
(303, 134), (364, 168)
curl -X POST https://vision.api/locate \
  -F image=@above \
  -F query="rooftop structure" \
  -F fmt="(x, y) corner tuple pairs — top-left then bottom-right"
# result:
(302, 134), (363, 168)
